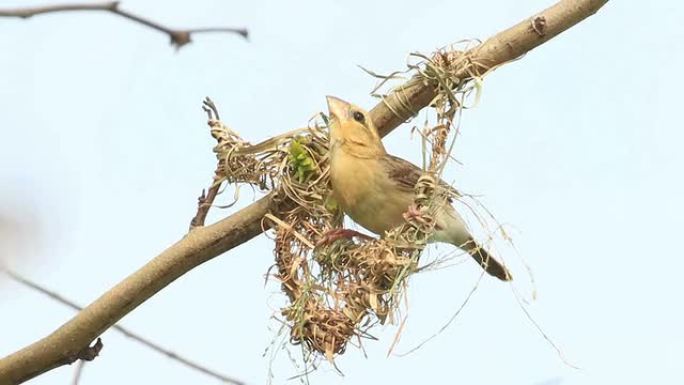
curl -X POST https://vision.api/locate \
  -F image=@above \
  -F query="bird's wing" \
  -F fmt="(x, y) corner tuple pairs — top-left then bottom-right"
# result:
(380, 154), (512, 281)
(380, 154), (462, 200)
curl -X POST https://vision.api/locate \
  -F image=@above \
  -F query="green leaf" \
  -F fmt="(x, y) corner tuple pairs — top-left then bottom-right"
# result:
(288, 139), (317, 182)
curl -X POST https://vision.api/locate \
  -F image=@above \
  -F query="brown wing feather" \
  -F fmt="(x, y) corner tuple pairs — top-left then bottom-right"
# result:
(380, 154), (461, 200)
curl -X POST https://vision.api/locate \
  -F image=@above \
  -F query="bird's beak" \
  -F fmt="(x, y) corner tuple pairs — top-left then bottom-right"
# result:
(326, 95), (350, 121)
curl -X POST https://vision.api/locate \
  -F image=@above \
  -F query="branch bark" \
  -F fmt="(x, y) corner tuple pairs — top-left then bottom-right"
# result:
(0, 0), (608, 383)
(0, 2), (248, 48)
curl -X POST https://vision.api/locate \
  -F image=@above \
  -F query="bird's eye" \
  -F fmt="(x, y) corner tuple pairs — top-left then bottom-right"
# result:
(352, 111), (365, 123)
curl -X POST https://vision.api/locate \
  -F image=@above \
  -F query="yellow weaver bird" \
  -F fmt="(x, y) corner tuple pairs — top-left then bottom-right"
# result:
(325, 96), (511, 281)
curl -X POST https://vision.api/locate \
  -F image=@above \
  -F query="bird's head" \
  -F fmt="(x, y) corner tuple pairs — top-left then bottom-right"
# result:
(326, 96), (385, 157)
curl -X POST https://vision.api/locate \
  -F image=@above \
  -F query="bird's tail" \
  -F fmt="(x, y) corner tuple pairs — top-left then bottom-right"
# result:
(436, 208), (512, 281)
(462, 239), (512, 281)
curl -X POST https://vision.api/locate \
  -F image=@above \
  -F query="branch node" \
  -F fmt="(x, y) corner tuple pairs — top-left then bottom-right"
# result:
(65, 338), (103, 365)
(531, 15), (548, 37)
(170, 30), (191, 49)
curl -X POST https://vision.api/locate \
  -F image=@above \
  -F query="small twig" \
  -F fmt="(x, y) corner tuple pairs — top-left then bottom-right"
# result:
(2, 268), (244, 385)
(0, 2), (248, 49)
(189, 98), (225, 230)
(202, 97), (221, 121)
(189, 178), (222, 229)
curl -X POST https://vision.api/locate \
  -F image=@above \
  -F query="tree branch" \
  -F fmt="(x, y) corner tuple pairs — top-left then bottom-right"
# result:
(0, 0), (608, 383)
(370, 0), (607, 136)
(1, 269), (244, 385)
(0, 193), (268, 384)
(0, 2), (248, 48)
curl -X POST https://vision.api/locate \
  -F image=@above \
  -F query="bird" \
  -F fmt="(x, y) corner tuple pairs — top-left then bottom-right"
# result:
(324, 95), (511, 281)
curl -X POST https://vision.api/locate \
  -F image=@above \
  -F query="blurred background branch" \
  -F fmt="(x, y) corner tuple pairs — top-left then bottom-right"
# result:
(0, 268), (244, 385)
(0, 1), (248, 48)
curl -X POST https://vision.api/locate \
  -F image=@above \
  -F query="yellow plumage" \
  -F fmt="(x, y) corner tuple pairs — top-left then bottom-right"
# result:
(326, 96), (511, 281)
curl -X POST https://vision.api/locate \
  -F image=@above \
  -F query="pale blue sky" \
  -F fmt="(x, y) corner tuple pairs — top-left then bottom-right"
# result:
(1, 1), (683, 384)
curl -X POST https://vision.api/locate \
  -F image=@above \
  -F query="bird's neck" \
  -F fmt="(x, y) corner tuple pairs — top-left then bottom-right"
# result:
(332, 138), (386, 159)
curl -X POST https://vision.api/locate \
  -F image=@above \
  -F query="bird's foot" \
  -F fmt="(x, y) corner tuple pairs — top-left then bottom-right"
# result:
(403, 204), (435, 227)
(316, 228), (374, 247)
(403, 204), (426, 222)
(402, 204), (422, 221)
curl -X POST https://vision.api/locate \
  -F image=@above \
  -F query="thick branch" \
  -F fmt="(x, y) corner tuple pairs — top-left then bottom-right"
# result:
(2, 269), (243, 384)
(371, 0), (607, 136)
(0, 0), (608, 383)
(0, 2), (248, 48)
(0, 194), (270, 384)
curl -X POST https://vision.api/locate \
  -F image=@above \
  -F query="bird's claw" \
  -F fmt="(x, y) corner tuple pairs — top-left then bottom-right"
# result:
(402, 204), (423, 221)
(403, 204), (435, 227)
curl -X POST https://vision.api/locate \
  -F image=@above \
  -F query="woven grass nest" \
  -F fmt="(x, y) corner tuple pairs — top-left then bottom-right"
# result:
(203, 43), (502, 366)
